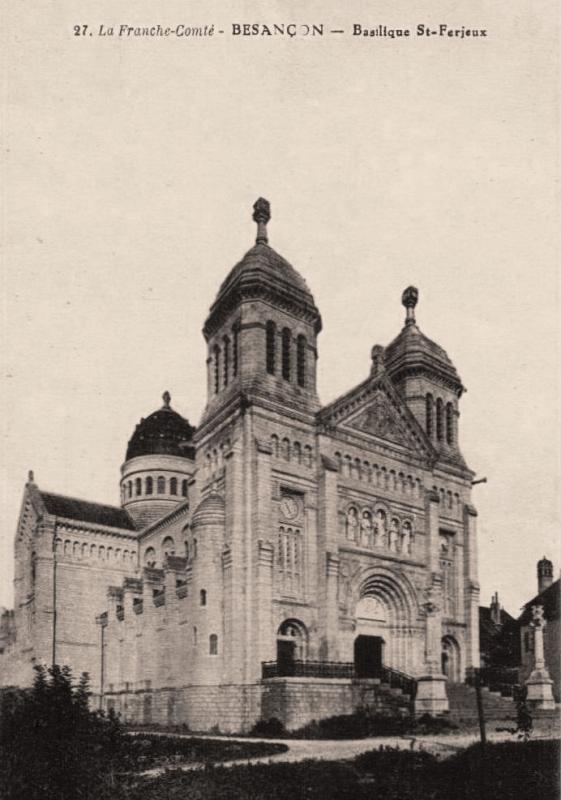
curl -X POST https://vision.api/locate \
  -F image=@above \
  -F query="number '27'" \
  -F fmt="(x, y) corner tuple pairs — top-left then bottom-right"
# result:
(73, 25), (88, 36)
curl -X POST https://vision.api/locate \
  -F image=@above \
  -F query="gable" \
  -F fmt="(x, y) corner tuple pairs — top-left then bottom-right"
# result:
(319, 376), (435, 462)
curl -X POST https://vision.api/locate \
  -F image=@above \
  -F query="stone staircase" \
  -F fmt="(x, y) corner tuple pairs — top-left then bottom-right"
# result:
(447, 681), (516, 724)
(354, 678), (414, 717)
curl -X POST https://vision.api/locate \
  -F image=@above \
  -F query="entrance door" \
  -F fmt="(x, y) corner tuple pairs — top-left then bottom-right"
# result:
(277, 639), (296, 676)
(354, 635), (383, 678)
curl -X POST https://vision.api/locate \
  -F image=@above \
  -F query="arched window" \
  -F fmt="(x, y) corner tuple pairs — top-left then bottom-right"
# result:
(213, 344), (220, 394)
(266, 321), (276, 375)
(200, 589), (207, 606)
(232, 322), (240, 377)
(446, 402), (454, 445)
(209, 634), (218, 655)
(436, 398), (444, 441)
(170, 477), (177, 495)
(146, 476), (153, 495)
(127, 481), (133, 498)
(144, 547), (156, 567)
(223, 335), (230, 387)
(157, 476), (165, 494)
(426, 394), (434, 438)
(181, 479), (188, 498)
(281, 328), (291, 380)
(162, 537), (175, 559)
(296, 335), (306, 387)
(193, 626), (198, 645)
(135, 477), (142, 496)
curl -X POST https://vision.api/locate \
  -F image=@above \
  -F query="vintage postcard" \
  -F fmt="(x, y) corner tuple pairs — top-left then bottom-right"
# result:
(1, 1), (559, 798)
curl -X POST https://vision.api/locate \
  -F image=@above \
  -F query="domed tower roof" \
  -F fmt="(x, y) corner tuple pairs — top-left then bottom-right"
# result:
(191, 492), (225, 527)
(384, 287), (465, 396)
(203, 198), (321, 340)
(125, 392), (196, 461)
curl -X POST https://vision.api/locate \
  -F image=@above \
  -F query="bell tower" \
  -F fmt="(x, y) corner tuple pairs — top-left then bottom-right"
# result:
(384, 287), (467, 466)
(199, 198), (322, 430)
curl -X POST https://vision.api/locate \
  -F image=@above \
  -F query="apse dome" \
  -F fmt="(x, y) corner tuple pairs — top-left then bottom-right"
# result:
(120, 392), (196, 529)
(126, 391), (195, 460)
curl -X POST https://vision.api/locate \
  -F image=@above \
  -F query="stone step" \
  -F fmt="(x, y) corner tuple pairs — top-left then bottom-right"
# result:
(447, 682), (515, 722)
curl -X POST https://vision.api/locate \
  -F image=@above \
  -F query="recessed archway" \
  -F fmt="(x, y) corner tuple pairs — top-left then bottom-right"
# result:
(354, 568), (419, 674)
(276, 619), (307, 676)
(441, 635), (461, 682)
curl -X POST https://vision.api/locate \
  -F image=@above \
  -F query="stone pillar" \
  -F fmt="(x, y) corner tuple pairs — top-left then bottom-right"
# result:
(256, 539), (275, 668)
(253, 439), (274, 678)
(425, 489), (441, 573)
(463, 504), (480, 673)
(325, 552), (340, 661)
(223, 438), (245, 685)
(317, 452), (339, 660)
(415, 596), (448, 715)
(526, 605), (555, 710)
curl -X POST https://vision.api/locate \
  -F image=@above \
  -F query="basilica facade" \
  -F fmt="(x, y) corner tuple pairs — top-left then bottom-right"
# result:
(0, 199), (480, 731)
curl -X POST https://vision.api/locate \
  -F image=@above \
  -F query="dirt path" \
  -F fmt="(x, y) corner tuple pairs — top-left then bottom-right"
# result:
(135, 727), (545, 777)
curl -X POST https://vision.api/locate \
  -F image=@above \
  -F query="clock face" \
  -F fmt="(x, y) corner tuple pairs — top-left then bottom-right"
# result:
(280, 495), (299, 520)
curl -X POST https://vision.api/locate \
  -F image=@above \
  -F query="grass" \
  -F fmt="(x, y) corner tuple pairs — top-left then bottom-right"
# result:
(120, 733), (288, 770)
(104, 739), (560, 800)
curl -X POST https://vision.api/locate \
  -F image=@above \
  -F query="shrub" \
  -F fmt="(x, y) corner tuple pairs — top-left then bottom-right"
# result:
(251, 717), (287, 737)
(0, 664), (125, 800)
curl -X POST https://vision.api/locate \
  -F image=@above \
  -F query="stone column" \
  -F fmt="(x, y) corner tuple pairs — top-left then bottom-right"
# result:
(414, 595), (449, 715)
(525, 605), (555, 710)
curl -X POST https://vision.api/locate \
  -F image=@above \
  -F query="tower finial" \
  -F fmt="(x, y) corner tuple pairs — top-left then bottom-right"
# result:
(162, 391), (171, 409)
(28, 470), (35, 484)
(401, 286), (419, 326)
(252, 198), (271, 245)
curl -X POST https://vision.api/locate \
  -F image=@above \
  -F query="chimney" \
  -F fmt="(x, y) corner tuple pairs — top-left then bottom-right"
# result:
(537, 557), (553, 594)
(490, 592), (501, 625)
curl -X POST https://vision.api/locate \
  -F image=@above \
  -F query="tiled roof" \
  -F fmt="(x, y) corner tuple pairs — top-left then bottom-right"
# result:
(40, 492), (137, 531)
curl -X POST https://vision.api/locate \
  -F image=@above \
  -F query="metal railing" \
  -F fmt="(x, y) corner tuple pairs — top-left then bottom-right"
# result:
(261, 660), (417, 697)
(379, 665), (417, 698)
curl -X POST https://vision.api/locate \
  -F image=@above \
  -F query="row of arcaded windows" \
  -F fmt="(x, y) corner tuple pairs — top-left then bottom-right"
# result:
(123, 476), (188, 501)
(213, 322), (241, 394)
(266, 321), (307, 387)
(425, 394), (455, 445)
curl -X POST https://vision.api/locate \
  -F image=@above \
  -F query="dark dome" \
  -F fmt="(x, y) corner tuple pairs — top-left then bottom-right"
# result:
(125, 392), (195, 461)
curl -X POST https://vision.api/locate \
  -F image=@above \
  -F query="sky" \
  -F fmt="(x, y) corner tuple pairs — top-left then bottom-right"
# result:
(1, 0), (559, 617)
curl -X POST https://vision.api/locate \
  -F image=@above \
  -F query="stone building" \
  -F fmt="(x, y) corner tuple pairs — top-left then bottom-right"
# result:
(0, 199), (482, 731)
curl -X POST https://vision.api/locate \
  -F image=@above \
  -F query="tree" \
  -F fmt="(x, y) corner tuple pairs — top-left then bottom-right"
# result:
(0, 664), (124, 799)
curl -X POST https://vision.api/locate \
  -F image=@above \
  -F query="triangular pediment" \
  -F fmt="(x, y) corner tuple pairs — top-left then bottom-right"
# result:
(319, 374), (436, 462)
(345, 390), (411, 446)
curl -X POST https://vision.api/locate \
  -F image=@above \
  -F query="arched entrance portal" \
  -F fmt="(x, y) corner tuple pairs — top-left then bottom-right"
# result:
(441, 635), (461, 682)
(276, 619), (307, 676)
(354, 569), (417, 675)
